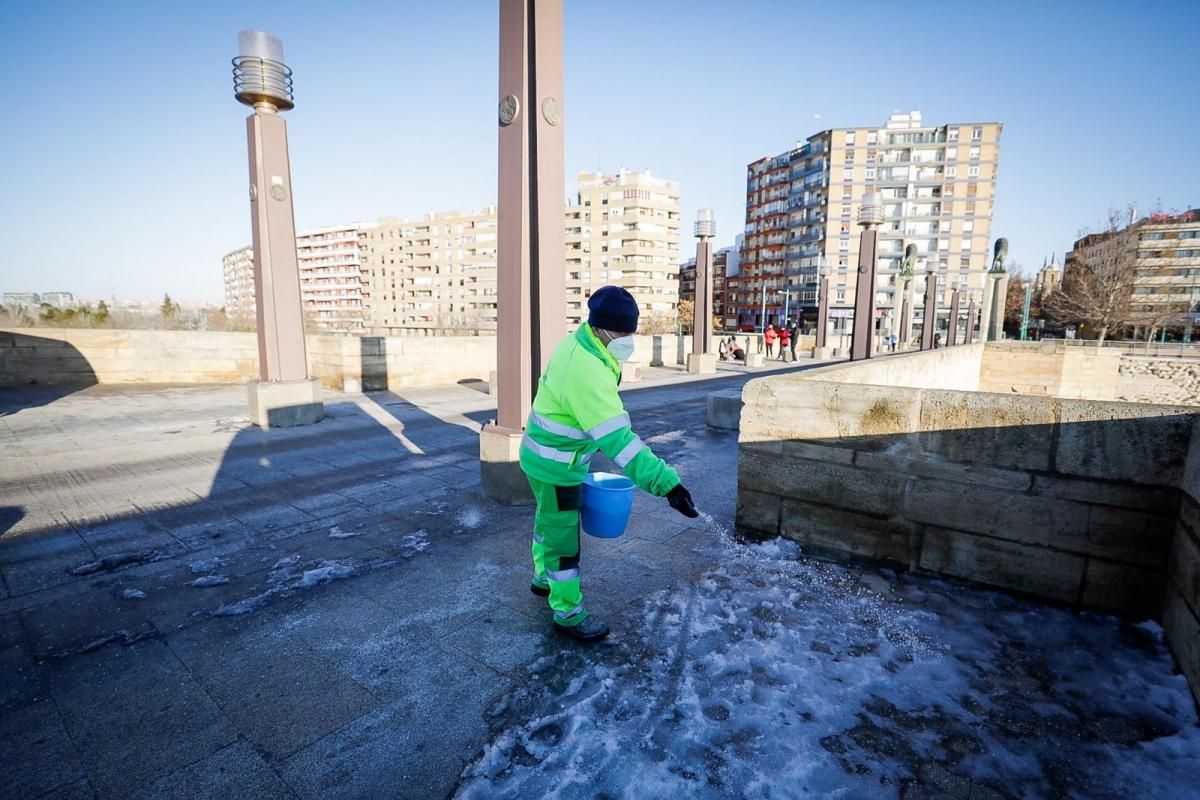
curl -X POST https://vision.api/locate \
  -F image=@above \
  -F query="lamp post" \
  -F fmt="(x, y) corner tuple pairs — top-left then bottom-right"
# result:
(948, 287), (962, 346)
(898, 243), (916, 348)
(233, 30), (323, 428)
(813, 255), (830, 356)
(920, 266), (940, 350)
(481, 0), (567, 504)
(687, 209), (718, 374)
(850, 192), (883, 361)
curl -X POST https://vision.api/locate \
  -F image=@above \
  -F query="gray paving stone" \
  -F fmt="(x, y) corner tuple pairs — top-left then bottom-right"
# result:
(0, 700), (87, 799)
(167, 610), (378, 759)
(281, 656), (508, 800)
(46, 640), (236, 798)
(128, 740), (296, 800)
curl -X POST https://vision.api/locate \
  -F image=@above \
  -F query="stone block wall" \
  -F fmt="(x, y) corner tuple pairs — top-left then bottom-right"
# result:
(1165, 423), (1200, 706)
(979, 341), (1121, 399)
(1118, 357), (1200, 407)
(738, 375), (1190, 621)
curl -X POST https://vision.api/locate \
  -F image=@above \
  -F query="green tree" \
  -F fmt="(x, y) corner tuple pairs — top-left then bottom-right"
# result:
(160, 293), (180, 328)
(94, 300), (110, 325)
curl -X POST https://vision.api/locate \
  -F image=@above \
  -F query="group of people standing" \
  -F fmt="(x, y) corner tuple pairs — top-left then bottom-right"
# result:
(763, 322), (800, 361)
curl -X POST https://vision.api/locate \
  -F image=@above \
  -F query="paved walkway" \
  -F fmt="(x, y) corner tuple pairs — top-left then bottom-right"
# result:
(2, 363), (1198, 799)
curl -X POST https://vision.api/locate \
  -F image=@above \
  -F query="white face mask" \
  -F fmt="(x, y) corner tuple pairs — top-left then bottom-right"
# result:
(606, 335), (636, 362)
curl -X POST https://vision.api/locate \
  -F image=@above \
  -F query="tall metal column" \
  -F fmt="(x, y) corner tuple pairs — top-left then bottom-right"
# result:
(233, 31), (322, 428)
(814, 276), (829, 350)
(482, 0), (566, 503)
(494, 0), (565, 430)
(947, 289), (962, 346)
(920, 271), (940, 350)
(692, 210), (715, 355)
(849, 192), (883, 361)
(966, 297), (977, 343)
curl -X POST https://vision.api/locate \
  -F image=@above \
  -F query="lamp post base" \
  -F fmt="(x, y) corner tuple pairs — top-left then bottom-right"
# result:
(247, 378), (323, 428)
(686, 353), (717, 375)
(480, 423), (534, 505)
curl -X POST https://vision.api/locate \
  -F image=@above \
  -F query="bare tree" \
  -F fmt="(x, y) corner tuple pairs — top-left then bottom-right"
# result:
(1046, 208), (1140, 343)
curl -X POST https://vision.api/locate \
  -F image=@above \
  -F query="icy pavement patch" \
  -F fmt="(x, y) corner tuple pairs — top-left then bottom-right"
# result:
(457, 507), (484, 529)
(188, 575), (231, 588)
(456, 541), (1200, 799)
(119, 588), (147, 600)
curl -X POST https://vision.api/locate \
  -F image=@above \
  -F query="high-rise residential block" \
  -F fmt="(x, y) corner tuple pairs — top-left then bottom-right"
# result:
(732, 111), (1002, 334)
(222, 245), (256, 321)
(565, 170), (681, 328)
(296, 224), (373, 333)
(360, 209), (499, 335)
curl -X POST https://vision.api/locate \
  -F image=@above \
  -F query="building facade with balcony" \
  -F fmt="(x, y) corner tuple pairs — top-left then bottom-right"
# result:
(565, 169), (681, 329)
(731, 111), (1003, 334)
(297, 224), (373, 333)
(1066, 209), (1200, 337)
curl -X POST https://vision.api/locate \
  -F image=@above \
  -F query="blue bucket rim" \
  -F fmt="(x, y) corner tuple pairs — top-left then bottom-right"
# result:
(584, 472), (634, 492)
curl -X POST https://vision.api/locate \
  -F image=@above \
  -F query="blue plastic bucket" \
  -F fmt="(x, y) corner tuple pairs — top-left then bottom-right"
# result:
(580, 472), (635, 538)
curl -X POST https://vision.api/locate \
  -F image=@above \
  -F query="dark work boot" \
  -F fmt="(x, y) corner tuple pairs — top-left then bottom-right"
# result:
(554, 616), (609, 642)
(530, 582), (550, 597)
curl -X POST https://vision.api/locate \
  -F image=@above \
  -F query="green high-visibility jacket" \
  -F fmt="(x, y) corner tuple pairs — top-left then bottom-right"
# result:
(519, 324), (680, 495)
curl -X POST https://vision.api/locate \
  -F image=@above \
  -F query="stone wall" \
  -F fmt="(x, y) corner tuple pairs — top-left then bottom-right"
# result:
(803, 343), (985, 392)
(1118, 357), (1200, 407)
(979, 341), (1121, 399)
(0, 328), (725, 391)
(1165, 423), (1200, 706)
(739, 374), (1189, 620)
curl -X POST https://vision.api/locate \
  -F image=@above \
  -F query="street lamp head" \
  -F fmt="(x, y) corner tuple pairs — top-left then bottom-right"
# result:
(857, 192), (884, 228)
(694, 208), (716, 240)
(233, 31), (294, 111)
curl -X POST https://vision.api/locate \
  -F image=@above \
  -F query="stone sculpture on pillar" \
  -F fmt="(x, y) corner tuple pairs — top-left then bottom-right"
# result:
(850, 192), (883, 361)
(233, 31), (323, 428)
(480, 0), (567, 504)
(687, 210), (717, 375)
(986, 238), (1009, 341)
(966, 296), (978, 343)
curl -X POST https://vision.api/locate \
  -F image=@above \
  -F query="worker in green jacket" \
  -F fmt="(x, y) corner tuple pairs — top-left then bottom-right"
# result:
(520, 285), (699, 642)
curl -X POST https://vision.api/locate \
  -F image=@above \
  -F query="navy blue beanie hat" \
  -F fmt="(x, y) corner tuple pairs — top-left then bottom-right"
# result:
(587, 285), (639, 333)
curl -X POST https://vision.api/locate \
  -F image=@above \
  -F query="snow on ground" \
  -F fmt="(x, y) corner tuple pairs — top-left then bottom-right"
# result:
(456, 536), (1200, 800)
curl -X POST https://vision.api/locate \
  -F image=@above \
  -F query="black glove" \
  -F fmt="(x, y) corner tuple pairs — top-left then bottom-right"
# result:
(666, 484), (699, 518)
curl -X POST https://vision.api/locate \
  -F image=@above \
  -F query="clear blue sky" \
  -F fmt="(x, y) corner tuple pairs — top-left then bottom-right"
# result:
(1, 0), (1196, 304)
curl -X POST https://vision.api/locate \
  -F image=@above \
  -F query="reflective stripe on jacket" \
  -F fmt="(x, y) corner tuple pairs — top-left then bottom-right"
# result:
(518, 324), (680, 496)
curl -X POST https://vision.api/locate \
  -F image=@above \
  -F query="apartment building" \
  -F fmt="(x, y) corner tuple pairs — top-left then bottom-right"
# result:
(678, 245), (737, 330)
(1066, 209), (1200, 334)
(565, 169), (681, 328)
(224, 170), (681, 336)
(359, 209), (499, 335)
(222, 245), (255, 321)
(296, 224), (372, 333)
(732, 111), (1002, 333)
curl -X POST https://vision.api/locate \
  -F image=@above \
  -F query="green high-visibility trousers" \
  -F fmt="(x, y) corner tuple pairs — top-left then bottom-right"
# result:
(527, 476), (587, 627)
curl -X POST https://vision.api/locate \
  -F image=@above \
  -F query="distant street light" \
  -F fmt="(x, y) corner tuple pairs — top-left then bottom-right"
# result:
(850, 192), (882, 360)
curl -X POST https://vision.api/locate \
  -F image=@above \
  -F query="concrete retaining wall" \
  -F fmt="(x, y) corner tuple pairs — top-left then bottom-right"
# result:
(979, 341), (1122, 399)
(0, 328), (730, 391)
(1118, 357), (1200, 407)
(1166, 423), (1200, 706)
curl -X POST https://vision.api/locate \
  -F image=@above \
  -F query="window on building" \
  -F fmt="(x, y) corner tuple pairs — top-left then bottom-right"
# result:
(947, 147), (958, 160)
(971, 127), (983, 141)
(946, 166), (957, 178)
(948, 128), (959, 142)
(969, 146), (980, 160)
(845, 132), (856, 146)
(867, 131), (877, 145)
